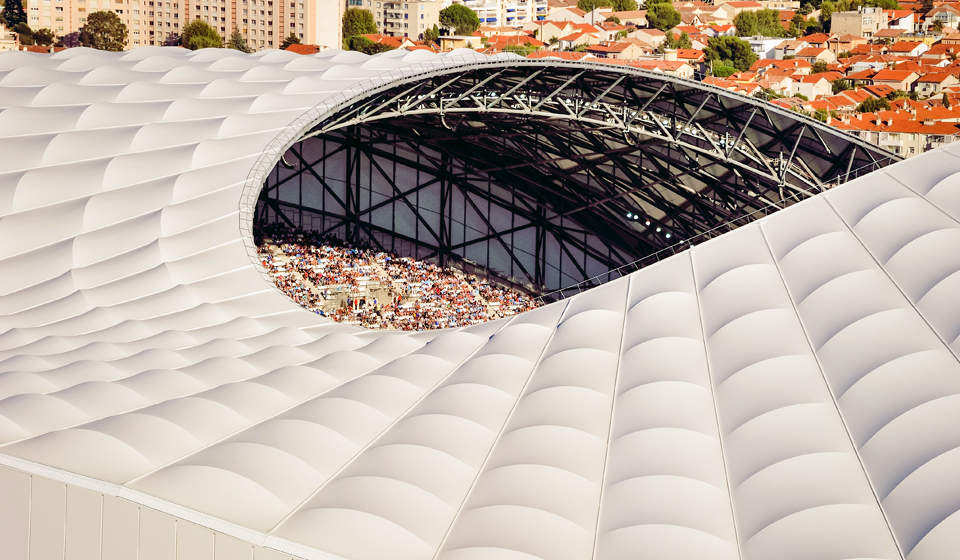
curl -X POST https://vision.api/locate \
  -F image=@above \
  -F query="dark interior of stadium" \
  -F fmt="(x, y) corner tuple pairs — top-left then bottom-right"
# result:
(255, 61), (896, 296)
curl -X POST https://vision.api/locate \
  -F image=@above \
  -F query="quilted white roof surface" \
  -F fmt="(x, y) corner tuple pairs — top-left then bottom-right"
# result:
(0, 46), (959, 560)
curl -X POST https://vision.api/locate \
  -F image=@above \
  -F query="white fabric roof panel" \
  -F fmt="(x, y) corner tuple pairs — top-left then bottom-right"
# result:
(0, 47), (958, 560)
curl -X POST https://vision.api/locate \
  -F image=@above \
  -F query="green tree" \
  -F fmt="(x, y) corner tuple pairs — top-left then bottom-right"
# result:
(34, 27), (56, 46)
(798, 2), (814, 15)
(810, 59), (829, 73)
(423, 24), (440, 45)
(345, 35), (395, 54)
(611, 0), (638, 10)
(819, 0), (835, 32)
(646, 3), (681, 31)
(734, 10), (758, 35)
(227, 27), (252, 52)
(503, 43), (538, 56)
(933, 19), (944, 33)
(14, 23), (34, 45)
(2, 0), (27, 28)
(577, 0), (611, 11)
(832, 78), (851, 93)
(181, 19), (222, 50)
(342, 8), (377, 41)
(657, 30), (692, 53)
(281, 31), (300, 49)
(439, 4), (481, 35)
(735, 9), (787, 37)
(705, 36), (757, 71)
(548, 35), (559, 46)
(922, 0), (934, 9)
(83, 11), (128, 51)
(857, 96), (891, 113)
(814, 108), (830, 122)
(944, 95), (952, 108)
(887, 89), (918, 101)
(605, 16), (621, 23)
(712, 64), (738, 77)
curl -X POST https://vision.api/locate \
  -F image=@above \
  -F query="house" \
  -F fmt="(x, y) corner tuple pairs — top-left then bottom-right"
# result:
(607, 10), (648, 27)
(915, 72), (960, 97)
(871, 69), (919, 91)
(791, 74), (831, 99)
(723, 1), (763, 17)
(827, 34), (868, 55)
(801, 33), (833, 49)
(360, 35), (417, 49)
(557, 29), (599, 50)
(546, 7), (590, 24)
(922, 43), (960, 61)
(439, 36), (483, 50)
(704, 24), (737, 37)
(675, 48), (706, 63)
(796, 47), (837, 64)
(846, 69), (876, 86)
(285, 44), (325, 55)
(926, 5), (960, 31)
(628, 28), (666, 48)
(862, 83), (897, 98)
(883, 9), (915, 31)
(888, 41), (928, 57)
(585, 40), (645, 59)
(873, 28), (905, 42)
(0, 25), (20, 53)
(831, 7), (888, 38)
(630, 59), (696, 78)
(942, 32), (960, 45)
(743, 36), (788, 59)
(751, 57), (812, 74)
(774, 39), (810, 59)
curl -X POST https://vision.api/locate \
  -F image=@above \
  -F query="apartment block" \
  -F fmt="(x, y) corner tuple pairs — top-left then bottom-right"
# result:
(352, 0), (440, 39)
(831, 7), (888, 39)
(459, 0), (548, 27)
(24, 0), (343, 51)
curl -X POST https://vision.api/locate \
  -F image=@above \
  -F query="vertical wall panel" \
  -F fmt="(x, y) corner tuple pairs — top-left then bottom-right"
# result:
(101, 496), (139, 560)
(29, 476), (65, 560)
(214, 533), (253, 560)
(64, 486), (100, 560)
(0, 467), (31, 560)
(176, 521), (214, 560)
(139, 508), (176, 560)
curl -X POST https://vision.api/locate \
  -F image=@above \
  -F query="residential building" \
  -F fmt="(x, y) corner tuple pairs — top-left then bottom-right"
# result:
(827, 33), (867, 54)
(791, 74), (830, 98)
(0, 25), (19, 51)
(925, 5), (960, 31)
(371, 0), (441, 39)
(888, 40), (928, 57)
(773, 39), (809, 59)
(796, 46), (836, 64)
(24, 0), (344, 51)
(883, 9), (913, 31)
(830, 7), (887, 38)
(585, 40), (644, 59)
(742, 36), (786, 59)
(871, 69), (919, 91)
(915, 72), (960, 97)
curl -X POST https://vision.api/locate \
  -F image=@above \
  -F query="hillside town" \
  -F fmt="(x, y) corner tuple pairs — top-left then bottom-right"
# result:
(4, 0), (960, 156)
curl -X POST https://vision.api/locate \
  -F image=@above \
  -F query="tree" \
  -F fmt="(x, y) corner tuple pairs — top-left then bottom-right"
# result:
(832, 78), (851, 93)
(735, 9), (787, 37)
(657, 30), (692, 53)
(345, 35), (395, 54)
(227, 27), (252, 52)
(646, 3), (680, 31)
(548, 35), (559, 46)
(34, 28), (56, 46)
(887, 89), (918, 101)
(923, 0), (934, 9)
(439, 5), (480, 35)
(342, 8), (377, 41)
(14, 23), (34, 46)
(814, 108), (830, 122)
(83, 11), (128, 51)
(611, 0), (638, 10)
(504, 43), (538, 56)
(2, 0), (27, 28)
(810, 59), (829, 73)
(712, 64), (738, 77)
(944, 95), (952, 108)
(857, 96), (891, 113)
(605, 16), (621, 23)
(281, 31), (300, 49)
(933, 19), (944, 33)
(819, 0), (835, 32)
(163, 32), (181, 46)
(181, 19), (222, 50)
(423, 24), (440, 45)
(705, 36), (757, 72)
(577, 0), (611, 10)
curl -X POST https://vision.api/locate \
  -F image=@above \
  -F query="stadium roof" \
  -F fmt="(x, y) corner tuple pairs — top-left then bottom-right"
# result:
(0, 47), (958, 560)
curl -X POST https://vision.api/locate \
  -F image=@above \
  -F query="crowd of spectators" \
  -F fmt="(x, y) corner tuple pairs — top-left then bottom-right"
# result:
(255, 224), (541, 330)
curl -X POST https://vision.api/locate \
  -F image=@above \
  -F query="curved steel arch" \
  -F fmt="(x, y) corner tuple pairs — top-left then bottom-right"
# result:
(252, 60), (897, 293)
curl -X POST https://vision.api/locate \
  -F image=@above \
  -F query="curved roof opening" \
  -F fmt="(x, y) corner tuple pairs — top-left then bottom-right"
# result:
(250, 61), (896, 304)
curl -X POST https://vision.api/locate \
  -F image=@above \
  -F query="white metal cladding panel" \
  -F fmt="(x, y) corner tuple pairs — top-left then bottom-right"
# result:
(30, 475), (66, 560)
(273, 303), (566, 560)
(595, 254), (738, 560)
(65, 486), (102, 560)
(764, 191), (960, 554)
(434, 278), (628, 560)
(691, 225), (901, 560)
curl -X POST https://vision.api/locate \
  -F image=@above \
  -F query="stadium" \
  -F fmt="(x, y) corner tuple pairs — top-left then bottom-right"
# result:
(0, 46), (958, 560)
